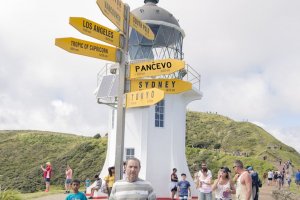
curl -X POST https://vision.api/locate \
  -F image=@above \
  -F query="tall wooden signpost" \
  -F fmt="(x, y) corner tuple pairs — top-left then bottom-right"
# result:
(55, 0), (190, 182)
(55, 0), (155, 181)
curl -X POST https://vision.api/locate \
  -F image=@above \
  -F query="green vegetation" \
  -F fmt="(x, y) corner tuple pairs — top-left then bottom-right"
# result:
(0, 130), (106, 193)
(0, 188), (21, 200)
(186, 112), (300, 174)
(0, 111), (299, 194)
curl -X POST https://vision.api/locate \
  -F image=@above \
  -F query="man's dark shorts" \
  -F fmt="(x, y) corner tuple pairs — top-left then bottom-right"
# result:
(45, 178), (51, 182)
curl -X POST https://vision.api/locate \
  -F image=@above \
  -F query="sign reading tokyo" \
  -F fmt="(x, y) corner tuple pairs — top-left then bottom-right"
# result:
(97, 0), (125, 32)
(126, 88), (164, 108)
(131, 79), (192, 94)
(130, 13), (155, 40)
(55, 37), (120, 62)
(69, 17), (122, 48)
(130, 59), (185, 79)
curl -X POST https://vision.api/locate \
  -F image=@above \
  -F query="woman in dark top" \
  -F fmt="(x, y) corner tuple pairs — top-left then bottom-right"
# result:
(170, 168), (178, 200)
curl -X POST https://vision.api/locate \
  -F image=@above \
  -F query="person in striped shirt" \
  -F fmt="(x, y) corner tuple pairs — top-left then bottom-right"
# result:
(109, 157), (156, 200)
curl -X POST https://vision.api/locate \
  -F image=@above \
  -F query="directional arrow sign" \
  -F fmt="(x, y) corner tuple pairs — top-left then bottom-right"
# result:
(97, 0), (125, 32)
(130, 13), (155, 40)
(130, 59), (185, 79)
(130, 79), (192, 94)
(55, 37), (120, 62)
(69, 17), (122, 48)
(126, 88), (164, 108)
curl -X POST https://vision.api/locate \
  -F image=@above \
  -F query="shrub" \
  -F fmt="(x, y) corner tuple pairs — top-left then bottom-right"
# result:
(0, 188), (21, 200)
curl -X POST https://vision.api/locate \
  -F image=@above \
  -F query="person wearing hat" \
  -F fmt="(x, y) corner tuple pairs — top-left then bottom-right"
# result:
(41, 162), (52, 192)
(212, 167), (235, 200)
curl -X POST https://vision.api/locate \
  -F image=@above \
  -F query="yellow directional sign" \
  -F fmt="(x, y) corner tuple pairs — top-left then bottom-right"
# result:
(126, 88), (164, 108)
(55, 37), (120, 62)
(130, 13), (155, 40)
(69, 17), (122, 48)
(96, 0), (125, 32)
(130, 59), (185, 79)
(131, 79), (192, 94)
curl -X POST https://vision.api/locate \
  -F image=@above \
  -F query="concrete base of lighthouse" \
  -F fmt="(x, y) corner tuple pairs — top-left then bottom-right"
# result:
(98, 88), (202, 199)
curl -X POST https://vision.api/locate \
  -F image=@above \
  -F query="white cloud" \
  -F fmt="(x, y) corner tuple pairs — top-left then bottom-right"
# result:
(0, 0), (300, 152)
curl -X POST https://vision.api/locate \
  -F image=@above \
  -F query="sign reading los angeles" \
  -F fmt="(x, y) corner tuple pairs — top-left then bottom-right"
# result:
(126, 88), (164, 108)
(130, 78), (192, 94)
(55, 37), (120, 62)
(69, 17), (122, 48)
(130, 59), (185, 79)
(130, 13), (155, 40)
(96, 0), (125, 32)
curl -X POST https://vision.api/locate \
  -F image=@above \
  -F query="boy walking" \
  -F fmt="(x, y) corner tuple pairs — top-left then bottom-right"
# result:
(177, 173), (191, 200)
(65, 179), (87, 200)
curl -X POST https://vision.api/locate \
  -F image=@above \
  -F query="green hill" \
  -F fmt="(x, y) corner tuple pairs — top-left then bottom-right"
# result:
(0, 111), (299, 193)
(185, 111), (300, 177)
(0, 130), (106, 193)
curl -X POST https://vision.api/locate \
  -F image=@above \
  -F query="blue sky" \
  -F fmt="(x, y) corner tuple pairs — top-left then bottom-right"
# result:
(0, 0), (300, 152)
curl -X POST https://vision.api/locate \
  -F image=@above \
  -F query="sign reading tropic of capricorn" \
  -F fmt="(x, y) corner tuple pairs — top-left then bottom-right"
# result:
(55, 37), (120, 62)
(130, 59), (185, 79)
(126, 88), (165, 108)
(69, 17), (123, 48)
(130, 78), (192, 94)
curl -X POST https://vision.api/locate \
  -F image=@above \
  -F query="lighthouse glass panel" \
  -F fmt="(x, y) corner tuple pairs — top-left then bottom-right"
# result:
(155, 100), (165, 127)
(129, 24), (183, 61)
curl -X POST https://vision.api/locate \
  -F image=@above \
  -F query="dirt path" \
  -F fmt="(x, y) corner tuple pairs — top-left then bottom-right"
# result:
(259, 184), (275, 200)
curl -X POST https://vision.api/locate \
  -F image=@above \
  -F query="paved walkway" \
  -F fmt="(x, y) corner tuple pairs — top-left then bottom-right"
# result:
(33, 186), (275, 200)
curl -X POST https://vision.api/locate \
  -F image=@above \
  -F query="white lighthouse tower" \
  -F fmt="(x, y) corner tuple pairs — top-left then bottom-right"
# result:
(96, 0), (202, 199)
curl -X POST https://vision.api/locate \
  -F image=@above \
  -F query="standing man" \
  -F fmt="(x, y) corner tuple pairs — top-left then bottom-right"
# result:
(267, 169), (273, 186)
(198, 161), (212, 178)
(65, 165), (73, 194)
(41, 161), (52, 192)
(109, 157), (156, 200)
(233, 160), (253, 200)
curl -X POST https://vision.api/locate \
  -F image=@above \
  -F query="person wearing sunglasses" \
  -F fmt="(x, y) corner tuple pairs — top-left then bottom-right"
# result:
(233, 160), (253, 200)
(212, 167), (235, 200)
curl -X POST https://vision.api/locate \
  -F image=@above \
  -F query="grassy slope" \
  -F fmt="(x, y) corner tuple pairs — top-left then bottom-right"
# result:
(186, 112), (300, 176)
(0, 130), (106, 193)
(0, 111), (299, 193)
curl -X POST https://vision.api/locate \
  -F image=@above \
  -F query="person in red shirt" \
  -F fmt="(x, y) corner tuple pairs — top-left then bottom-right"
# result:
(41, 162), (52, 192)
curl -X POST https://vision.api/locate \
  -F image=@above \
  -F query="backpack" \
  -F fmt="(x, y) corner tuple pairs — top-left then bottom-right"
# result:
(258, 178), (262, 188)
(251, 172), (260, 187)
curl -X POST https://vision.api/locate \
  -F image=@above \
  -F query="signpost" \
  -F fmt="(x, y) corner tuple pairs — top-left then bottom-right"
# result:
(130, 13), (155, 40)
(126, 88), (164, 108)
(130, 78), (192, 94)
(55, 37), (120, 62)
(130, 59), (185, 79)
(69, 17), (123, 48)
(96, 0), (125, 32)
(55, 0), (186, 182)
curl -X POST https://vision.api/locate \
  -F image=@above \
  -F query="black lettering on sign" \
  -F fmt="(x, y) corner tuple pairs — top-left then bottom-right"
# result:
(135, 61), (173, 72)
(93, 25), (114, 39)
(71, 41), (84, 48)
(105, 1), (121, 22)
(83, 20), (92, 30)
